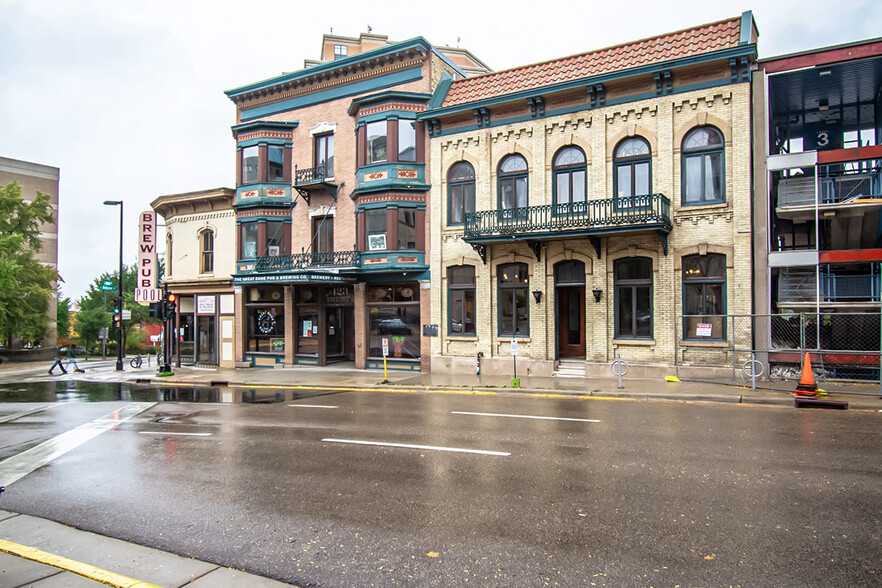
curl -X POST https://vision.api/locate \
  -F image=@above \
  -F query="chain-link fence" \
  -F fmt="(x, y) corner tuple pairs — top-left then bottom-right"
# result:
(675, 313), (882, 394)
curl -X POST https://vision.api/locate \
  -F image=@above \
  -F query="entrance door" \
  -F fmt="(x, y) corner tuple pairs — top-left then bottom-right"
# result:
(555, 260), (586, 358)
(196, 315), (216, 364)
(557, 286), (585, 357)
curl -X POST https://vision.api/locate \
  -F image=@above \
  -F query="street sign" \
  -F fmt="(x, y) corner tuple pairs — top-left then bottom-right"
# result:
(382, 338), (389, 357)
(511, 338), (518, 356)
(102, 280), (113, 287)
(100, 284), (116, 291)
(98, 327), (108, 340)
(121, 309), (132, 320)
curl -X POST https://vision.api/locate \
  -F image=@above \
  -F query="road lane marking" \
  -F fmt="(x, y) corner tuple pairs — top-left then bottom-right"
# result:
(289, 404), (338, 409)
(0, 537), (162, 588)
(322, 438), (510, 456)
(138, 431), (212, 437)
(0, 402), (156, 487)
(0, 404), (56, 424)
(452, 411), (601, 423)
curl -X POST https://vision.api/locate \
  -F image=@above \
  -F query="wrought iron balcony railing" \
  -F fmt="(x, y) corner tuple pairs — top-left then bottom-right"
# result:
(463, 194), (671, 239)
(253, 250), (359, 273)
(294, 164), (326, 187)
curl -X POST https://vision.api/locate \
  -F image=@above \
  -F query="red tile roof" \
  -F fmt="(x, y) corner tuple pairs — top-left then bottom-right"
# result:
(442, 16), (744, 108)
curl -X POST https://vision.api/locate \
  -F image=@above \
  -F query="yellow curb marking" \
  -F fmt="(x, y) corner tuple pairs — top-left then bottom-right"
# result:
(0, 538), (160, 587)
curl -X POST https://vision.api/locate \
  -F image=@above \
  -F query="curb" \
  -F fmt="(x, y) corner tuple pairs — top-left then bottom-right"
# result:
(0, 538), (160, 588)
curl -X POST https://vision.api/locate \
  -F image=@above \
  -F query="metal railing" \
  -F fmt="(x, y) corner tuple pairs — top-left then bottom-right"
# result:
(253, 250), (359, 273)
(818, 160), (881, 204)
(675, 313), (882, 393)
(464, 194), (671, 238)
(294, 164), (326, 186)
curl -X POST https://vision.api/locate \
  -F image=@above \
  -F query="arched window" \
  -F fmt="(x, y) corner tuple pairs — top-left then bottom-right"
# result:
(448, 161), (476, 225)
(614, 257), (652, 338)
(498, 262), (529, 336)
(200, 229), (214, 274)
(553, 146), (586, 214)
(498, 154), (528, 221)
(613, 137), (651, 209)
(682, 126), (724, 205)
(448, 265), (476, 336)
(682, 253), (726, 339)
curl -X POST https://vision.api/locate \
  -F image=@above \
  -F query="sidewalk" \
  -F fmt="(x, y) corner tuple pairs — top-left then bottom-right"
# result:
(0, 510), (293, 587)
(65, 359), (882, 412)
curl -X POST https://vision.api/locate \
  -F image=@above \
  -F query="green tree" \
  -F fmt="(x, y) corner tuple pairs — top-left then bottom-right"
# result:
(0, 182), (57, 347)
(56, 288), (71, 340)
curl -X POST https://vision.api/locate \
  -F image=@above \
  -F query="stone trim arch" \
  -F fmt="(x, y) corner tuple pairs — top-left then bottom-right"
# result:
(606, 125), (658, 162)
(545, 136), (593, 168)
(490, 252), (535, 278)
(546, 249), (593, 277)
(441, 152), (481, 186)
(673, 244), (734, 271)
(490, 146), (533, 177)
(440, 256), (484, 279)
(673, 115), (731, 154)
(606, 246), (659, 273)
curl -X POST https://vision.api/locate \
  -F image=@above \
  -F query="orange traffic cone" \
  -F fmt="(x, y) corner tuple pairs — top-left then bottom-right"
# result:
(795, 352), (819, 397)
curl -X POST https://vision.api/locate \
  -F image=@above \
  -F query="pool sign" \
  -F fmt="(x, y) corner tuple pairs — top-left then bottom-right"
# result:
(135, 211), (162, 304)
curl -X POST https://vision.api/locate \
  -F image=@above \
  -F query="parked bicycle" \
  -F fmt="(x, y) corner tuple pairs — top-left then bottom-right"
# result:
(130, 352), (143, 369)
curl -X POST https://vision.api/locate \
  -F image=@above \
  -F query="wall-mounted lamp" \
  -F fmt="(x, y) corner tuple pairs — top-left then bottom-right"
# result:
(592, 288), (603, 303)
(532, 290), (542, 303)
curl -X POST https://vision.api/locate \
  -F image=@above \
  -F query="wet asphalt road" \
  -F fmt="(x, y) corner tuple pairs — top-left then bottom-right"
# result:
(0, 384), (880, 587)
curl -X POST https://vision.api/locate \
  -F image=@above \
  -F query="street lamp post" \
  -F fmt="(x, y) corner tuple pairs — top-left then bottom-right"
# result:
(103, 200), (124, 371)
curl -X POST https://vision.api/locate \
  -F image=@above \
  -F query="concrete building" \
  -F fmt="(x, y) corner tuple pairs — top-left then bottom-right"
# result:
(0, 155), (60, 350)
(224, 32), (489, 369)
(152, 188), (237, 367)
(752, 37), (882, 379)
(421, 14), (758, 378)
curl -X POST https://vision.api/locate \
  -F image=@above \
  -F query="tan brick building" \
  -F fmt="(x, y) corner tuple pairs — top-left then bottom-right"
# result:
(224, 33), (488, 369)
(421, 14), (758, 378)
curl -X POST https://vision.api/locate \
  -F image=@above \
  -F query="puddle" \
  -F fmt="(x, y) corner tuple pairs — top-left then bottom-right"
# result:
(0, 382), (290, 404)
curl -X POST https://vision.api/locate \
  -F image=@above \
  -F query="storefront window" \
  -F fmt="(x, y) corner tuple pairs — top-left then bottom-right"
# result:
(245, 286), (285, 353)
(367, 284), (420, 359)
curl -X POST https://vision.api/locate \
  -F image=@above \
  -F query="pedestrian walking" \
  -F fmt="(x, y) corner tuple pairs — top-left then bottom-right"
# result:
(64, 345), (85, 373)
(48, 347), (67, 375)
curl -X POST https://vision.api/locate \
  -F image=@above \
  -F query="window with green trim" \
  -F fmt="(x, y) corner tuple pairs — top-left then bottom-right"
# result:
(614, 257), (652, 338)
(682, 127), (724, 205)
(448, 265), (476, 336)
(498, 154), (528, 221)
(683, 253), (726, 340)
(498, 262), (529, 336)
(367, 121), (387, 163)
(448, 161), (475, 225)
(614, 138), (651, 210)
(553, 146), (586, 214)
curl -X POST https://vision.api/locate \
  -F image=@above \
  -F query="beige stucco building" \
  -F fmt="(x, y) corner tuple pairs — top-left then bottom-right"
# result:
(152, 188), (237, 367)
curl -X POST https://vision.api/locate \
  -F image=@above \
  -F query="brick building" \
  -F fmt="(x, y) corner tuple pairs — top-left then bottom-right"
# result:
(420, 13), (758, 377)
(224, 32), (488, 369)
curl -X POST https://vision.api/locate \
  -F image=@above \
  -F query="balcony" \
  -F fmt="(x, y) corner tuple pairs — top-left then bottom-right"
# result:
(253, 250), (359, 273)
(777, 266), (881, 306)
(463, 194), (672, 260)
(294, 164), (337, 202)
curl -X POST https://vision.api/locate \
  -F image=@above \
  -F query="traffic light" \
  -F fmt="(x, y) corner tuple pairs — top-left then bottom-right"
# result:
(148, 301), (163, 318)
(112, 297), (122, 314)
(112, 313), (121, 329)
(165, 293), (177, 318)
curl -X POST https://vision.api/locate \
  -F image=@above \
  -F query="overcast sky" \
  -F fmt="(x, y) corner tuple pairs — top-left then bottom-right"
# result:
(1, 0), (880, 302)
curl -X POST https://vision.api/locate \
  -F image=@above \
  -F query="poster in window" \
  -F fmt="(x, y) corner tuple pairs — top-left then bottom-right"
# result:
(695, 323), (713, 337)
(303, 320), (312, 337)
(368, 233), (387, 251)
(268, 246), (280, 256)
(197, 296), (215, 315)
(271, 338), (284, 352)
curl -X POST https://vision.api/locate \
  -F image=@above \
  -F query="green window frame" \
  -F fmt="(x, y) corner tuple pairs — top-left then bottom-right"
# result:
(448, 265), (476, 336)
(613, 137), (651, 210)
(682, 253), (726, 340)
(498, 154), (528, 222)
(552, 146), (587, 215)
(682, 126), (724, 205)
(448, 161), (476, 226)
(498, 262), (529, 337)
(614, 257), (652, 339)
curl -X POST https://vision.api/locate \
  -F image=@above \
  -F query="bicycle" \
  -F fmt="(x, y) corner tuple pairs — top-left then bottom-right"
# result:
(130, 352), (143, 369)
